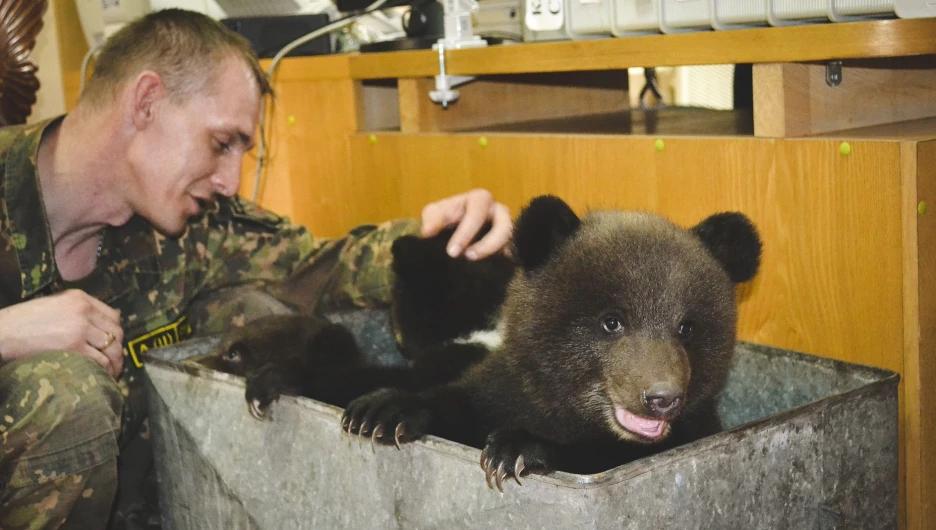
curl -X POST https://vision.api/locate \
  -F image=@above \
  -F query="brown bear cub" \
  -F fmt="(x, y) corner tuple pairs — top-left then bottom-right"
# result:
(342, 195), (762, 490)
(213, 316), (366, 418)
(214, 315), (438, 419)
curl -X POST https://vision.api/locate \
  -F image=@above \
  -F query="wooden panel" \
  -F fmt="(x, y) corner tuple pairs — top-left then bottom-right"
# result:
(62, 70), (82, 111)
(238, 77), (364, 229)
(348, 19), (936, 79)
(333, 134), (906, 371)
(477, 108), (753, 136)
(397, 72), (629, 133)
(919, 140), (936, 530)
(268, 54), (352, 82)
(755, 139), (904, 370)
(241, 57), (366, 226)
(52, 0), (89, 78)
(815, 117), (936, 141)
(900, 142), (916, 530)
(361, 83), (400, 131)
(904, 140), (936, 530)
(54, 0), (90, 111)
(754, 62), (936, 137)
(751, 63), (787, 137)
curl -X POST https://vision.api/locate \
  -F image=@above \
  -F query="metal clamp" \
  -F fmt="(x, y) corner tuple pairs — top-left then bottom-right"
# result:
(826, 60), (843, 87)
(429, 43), (475, 108)
(427, 0), (487, 107)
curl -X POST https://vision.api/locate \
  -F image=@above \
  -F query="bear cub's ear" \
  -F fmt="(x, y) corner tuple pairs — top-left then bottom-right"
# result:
(511, 195), (582, 272)
(690, 212), (762, 284)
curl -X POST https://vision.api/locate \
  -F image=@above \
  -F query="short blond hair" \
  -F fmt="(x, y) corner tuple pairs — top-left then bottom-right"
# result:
(81, 9), (273, 106)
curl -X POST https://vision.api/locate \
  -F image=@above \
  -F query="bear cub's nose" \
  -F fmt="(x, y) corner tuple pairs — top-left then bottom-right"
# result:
(642, 384), (685, 419)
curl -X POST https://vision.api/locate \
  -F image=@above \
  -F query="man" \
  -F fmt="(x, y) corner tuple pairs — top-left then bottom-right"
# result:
(0, 10), (511, 529)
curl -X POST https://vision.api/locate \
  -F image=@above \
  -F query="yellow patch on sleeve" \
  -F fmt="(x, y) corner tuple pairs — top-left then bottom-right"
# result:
(126, 316), (193, 367)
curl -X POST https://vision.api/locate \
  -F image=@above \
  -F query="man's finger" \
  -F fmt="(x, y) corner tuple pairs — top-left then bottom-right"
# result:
(465, 202), (512, 260)
(108, 350), (124, 378)
(79, 344), (117, 378)
(90, 313), (124, 347)
(445, 192), (493, 258)
(90, 325), (124, 375)
(421, 195), (466, 238)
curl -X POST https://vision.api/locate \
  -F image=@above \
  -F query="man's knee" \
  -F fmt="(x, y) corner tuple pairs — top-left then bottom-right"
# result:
(0, 350), (123, 487)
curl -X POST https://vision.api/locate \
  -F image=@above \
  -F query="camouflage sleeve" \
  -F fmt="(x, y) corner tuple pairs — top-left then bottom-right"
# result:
(300, 218), (421, 312)
(188, 197), (420, 313)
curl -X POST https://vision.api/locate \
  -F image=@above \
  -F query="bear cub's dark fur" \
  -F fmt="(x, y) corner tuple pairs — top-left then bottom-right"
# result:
(343, 195), (762, 489)
(389, 222), (515, 384)
(211, 315), (387, 419)
(213, 313), (484, 419)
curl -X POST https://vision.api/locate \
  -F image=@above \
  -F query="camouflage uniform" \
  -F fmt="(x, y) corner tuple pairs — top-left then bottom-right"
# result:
(0, 117), (420, 529)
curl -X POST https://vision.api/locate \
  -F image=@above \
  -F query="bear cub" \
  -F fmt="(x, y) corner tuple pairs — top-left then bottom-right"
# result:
(213, 315), (451, 419)
(211, 315), (380, 419)
(342, 195), (762, 490)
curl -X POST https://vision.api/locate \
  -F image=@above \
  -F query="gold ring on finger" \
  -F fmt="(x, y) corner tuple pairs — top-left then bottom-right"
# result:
(101, 332), (116, 350)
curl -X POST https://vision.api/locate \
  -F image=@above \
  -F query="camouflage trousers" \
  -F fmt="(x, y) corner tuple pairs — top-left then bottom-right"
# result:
(0, 351), (123, 530)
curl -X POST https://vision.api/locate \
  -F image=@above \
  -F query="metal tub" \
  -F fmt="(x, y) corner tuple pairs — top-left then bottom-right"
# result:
(144, 311), (898, 530)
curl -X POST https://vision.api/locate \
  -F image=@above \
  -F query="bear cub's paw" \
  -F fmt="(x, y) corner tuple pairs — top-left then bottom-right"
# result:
(341, 388), (433, 449)
(480, 429), (559, 492)
(216, 316), (365, 420)
(244, 365), (290, 420)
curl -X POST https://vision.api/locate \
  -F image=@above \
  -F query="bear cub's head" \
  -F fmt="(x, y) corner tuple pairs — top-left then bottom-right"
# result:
(504, 196), (761, 444)
(211, 315), (362, 377)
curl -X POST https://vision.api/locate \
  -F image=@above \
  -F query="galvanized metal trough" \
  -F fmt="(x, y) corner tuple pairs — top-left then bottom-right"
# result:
(143, 311), (899, 530)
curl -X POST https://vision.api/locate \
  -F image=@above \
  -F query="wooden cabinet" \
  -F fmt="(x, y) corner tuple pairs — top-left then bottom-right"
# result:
(242, 19), (936, 529)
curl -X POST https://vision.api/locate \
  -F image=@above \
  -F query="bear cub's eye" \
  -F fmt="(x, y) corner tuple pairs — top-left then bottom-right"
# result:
(601, 315), (623, 334)
(225, 348), (242, 362)
(677, 321), (694, 341)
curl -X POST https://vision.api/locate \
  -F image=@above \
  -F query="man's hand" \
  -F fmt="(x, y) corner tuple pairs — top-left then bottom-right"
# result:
(0, 290), (124, 378)
(420, 189), (512, 261)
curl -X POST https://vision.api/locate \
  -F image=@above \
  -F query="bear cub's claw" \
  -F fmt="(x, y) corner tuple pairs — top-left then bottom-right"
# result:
(481, 429), (558, 492)
(244, 366), (287, 421)
(341, 388), (432, 449)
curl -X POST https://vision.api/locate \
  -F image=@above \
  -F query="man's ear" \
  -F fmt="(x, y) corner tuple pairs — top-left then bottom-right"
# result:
(130, 71), (165, 129)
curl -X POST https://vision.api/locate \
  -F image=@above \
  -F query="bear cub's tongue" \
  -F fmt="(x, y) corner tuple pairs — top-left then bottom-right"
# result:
(615, 407), (666, 440)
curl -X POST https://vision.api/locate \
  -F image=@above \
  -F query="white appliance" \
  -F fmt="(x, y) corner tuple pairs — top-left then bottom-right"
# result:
(75, 0), (152, 47)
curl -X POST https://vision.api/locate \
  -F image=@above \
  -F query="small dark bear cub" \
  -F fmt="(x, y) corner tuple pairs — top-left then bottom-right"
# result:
(212, 315), (420, 419)
(342, 195), (762, 490)
(389, 222), (515, 383)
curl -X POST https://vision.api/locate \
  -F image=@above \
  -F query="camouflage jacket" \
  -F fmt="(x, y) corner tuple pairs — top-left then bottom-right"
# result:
(0, 117), (419, 442)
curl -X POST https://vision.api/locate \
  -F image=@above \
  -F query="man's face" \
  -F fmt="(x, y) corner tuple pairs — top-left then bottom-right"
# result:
(128, 56), (262, 236)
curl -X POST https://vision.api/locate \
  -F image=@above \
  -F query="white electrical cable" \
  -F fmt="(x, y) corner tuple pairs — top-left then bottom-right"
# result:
(79, 40), (106, 94)
(251, 0), (390, 203)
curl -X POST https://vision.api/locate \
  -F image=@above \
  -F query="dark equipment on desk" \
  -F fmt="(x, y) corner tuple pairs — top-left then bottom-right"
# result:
(357, 0), (511, 53)
(358, 0), (444, 52)
(221, 14), (333, 58)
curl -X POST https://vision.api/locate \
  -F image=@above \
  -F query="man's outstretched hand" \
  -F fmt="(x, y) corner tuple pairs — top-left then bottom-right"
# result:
(420, 189), (512, 261)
